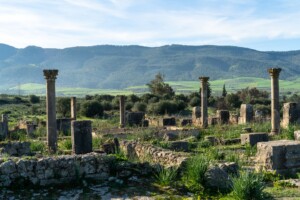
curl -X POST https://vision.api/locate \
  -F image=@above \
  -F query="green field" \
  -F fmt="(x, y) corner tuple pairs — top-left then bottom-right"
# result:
(6, 77), (300, 96)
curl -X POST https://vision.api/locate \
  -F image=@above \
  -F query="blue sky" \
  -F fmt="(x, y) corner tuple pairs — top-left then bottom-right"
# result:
(1, 0), (300, 51)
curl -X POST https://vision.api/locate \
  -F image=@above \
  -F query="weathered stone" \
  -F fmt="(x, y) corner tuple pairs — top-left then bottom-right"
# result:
(241, 132), (268, 146)
(230, 114), (239, 124)
(71, 120), (92, 154)
(159, 118), (176, 126)
(192, 106), (201, 122)
(200, 77), (209, 128)
(180, 118), (192, 126)
(26, 124), (36, 137)
(0, 142), (31, 156)
(268, 68), (281, 135)
(243, 127), (252, 133)
(169, 141), (189, 152)
(216, 110), (230, 124)
(102, 143), (116, 154)
(221, 138), (241, 145)
(119, 95), (125, 128)
(294, 130), (300, 141)
(218, 162), (239, 175)
(255, 140), (300, 173)
(70, 97), (77, 120)
(282, 102), (299, 128)
(43, 69), (58, 153)
(57, 118), (71, 135)
(208, 117), (218, 126)
(125, 112), (145, 127)
(204, 165), (232, 191)
(163, 132), (178, 141)
(239, 104), (253, 124)
(204, 136), (218, 145)
(0, 114), (8, 140)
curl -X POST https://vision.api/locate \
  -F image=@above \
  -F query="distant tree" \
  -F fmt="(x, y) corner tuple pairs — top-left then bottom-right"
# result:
(29, 95), (40, 104)
(147, 73), (175, 97)
(237, 87), (268, 104)
(57, 98), (70, 117)
(222, 84), (227, 97)
(80, 100), (103, 118)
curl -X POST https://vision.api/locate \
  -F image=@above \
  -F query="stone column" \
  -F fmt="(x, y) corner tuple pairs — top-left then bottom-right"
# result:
(281, 102), (298, 128)
(199, 77), (209, 128)
(268, 68), (281, 135)
(71, 120), (92, 154)
(43, 69), (58, 153)
(239, 104), (253, 124)
(119, 95), (125, 128)
(1, 114), (8, 139)
(71, 97), (76, 120)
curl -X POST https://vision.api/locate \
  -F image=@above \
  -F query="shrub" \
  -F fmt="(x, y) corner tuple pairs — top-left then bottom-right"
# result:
(147, 100), (178, 115)
(189, 97), (200, 107)
(30, 141), (46, 152)
(132, 102), (147, 112)
(183, 154), (210, 187)
(231, 171), (267, 200)
(58, 139), (72, 151)
(29, 95), (40, 104)
(57, 97), (71, 117)
(125, 102), (133, 110)
(101, 101), (113, 111)
(154, 165), (178, 186)
(80, 100), (103, 118)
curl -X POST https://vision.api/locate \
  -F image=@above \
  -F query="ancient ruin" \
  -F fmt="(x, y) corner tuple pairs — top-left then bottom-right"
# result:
(200, 77), (209, 128)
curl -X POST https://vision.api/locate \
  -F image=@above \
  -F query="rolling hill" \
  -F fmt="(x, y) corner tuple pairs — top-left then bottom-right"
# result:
(1, 44), (300, 92)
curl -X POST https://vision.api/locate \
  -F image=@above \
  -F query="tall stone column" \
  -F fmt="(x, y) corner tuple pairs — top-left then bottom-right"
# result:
(199, 77), (209, 128)
(71, 97), (76, 120)
(43, 69), (58, 153)
(119, 95), (125, 128)
(268, 68), (281, 135)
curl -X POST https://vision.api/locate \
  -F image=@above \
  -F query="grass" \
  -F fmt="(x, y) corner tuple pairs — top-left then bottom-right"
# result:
(230, 171), (269, 200)
(154, 165), (178, 187)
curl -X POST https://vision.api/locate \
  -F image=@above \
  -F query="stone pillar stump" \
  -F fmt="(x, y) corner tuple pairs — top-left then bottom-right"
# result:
(71, 120), (92, 154)
(199, 77), (209, 128)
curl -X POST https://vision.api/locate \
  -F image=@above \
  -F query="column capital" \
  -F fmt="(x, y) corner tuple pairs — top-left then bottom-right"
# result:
(199, 76), (209, 82)
(43, 69), (58, 80)
(268, 68), (281, 78)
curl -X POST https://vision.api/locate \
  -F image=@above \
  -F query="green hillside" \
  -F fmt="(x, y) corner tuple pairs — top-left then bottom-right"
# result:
(1, 44), (300, 92)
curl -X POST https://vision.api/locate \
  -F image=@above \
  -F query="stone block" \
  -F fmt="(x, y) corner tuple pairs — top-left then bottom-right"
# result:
(159, 117), (176, 126)
(230, 114), (238, 124)
(282, 103), (299, 128)
(255, 140), (300, 172)
(239, 104), (253, 124)
(71, 120), (92, 154)
(180, 118), (192, 126)
(57, 118), (71, 135)
(216, 110), (229, 124)
(208, 117), (218, 126)
(125, 112), (145, 127)
(169, 141), (189, 152)
(294, 130), (300, 141)
(192, 106), (201, 121)
(163, 132), (178, 141)
(241, 132), (268, 146)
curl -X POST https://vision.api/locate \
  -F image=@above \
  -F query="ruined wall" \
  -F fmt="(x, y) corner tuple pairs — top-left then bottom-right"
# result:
(0, 142), (31, 157)
(0, 153), (112, 187)
(120, 141), (188, 168)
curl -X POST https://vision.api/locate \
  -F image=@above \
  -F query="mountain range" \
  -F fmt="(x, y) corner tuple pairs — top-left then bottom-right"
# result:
(0, 43), (300, 90)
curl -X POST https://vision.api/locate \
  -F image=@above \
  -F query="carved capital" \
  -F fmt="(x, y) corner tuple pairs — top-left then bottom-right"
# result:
(43, 69), (58, 80)
(199, 76), (209, 83)
(268, 68), (281, 79)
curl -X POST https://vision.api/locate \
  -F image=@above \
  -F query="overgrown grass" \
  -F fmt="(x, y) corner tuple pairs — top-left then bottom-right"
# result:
(154, 165), (178, 187)
(58, 138), (72, 151)
(230, 171), (269, 200)
(30, 140), (47, 153)
(183, 154), (210, 193)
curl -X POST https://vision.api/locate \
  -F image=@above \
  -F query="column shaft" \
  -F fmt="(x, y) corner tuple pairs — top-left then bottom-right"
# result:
(200, 77), (209, 128)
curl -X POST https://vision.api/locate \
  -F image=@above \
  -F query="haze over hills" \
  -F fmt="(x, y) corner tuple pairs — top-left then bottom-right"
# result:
(1, 43), (300, 90)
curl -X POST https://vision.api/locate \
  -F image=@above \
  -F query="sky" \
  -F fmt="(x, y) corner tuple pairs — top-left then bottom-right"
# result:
(1, 0), (300, 51)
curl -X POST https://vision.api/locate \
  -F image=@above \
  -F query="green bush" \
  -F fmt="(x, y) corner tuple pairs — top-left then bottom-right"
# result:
(29, 95), (40, 104)
(80, 100), (103, 118)
(154, 165), (178, 186)
(231, 171), (268, 200)
(101, 101), (113, 111)
(189, 96), (200, 107)
(147, 100), (178, 115)
(30, 141), (46, 152)
(132, 102), (147, 112)
(183, 154), (210, 188)
(58, 139), (72, 151)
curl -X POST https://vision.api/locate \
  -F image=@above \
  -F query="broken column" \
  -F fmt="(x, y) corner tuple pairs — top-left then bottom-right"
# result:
(239, 104), (253, 124)
(71, 97), (77, 120)
(1, 114), (8, 139)
(192, 106), (201, 125)
(281, 102), (298, 128)
(216, 110), (230, 124)
(200, 77), (209, 128)
(71, 120), (92, 154)
(268, 68), (281, 135)
(43, 69), (58, 153)
(119, 95), (125, 128)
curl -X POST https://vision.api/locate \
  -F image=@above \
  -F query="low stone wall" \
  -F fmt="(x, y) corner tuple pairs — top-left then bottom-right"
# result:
(0, 153), (112, 187)
(120, 141), (188, 168)
(0, 142), (31, 156)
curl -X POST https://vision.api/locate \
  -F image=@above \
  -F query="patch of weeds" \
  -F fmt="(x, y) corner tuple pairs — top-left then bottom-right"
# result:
(92, 136), (103, 149)
(30, 140), (46, 153)
(225, 151), (240, 164)
(58, 138), (72, 151)
(9, 130), (28, 141)
(154, 165), (178, 187)
(261, 170), (280, 182)
(230, 171), (270, 200)
(197, 140), (212, 149)
(182, 154), (210, 193)
(244, 144), (257, 158)
(206, 147), (225, 161)
(273, 180), (298, 188)
(113, 148), (127, 161)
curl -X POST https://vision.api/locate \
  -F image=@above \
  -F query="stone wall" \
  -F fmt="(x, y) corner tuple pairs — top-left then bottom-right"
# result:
(0, 142), (31, 156)
(0, 153), (113, 187)
(120, 141), (188, 168)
